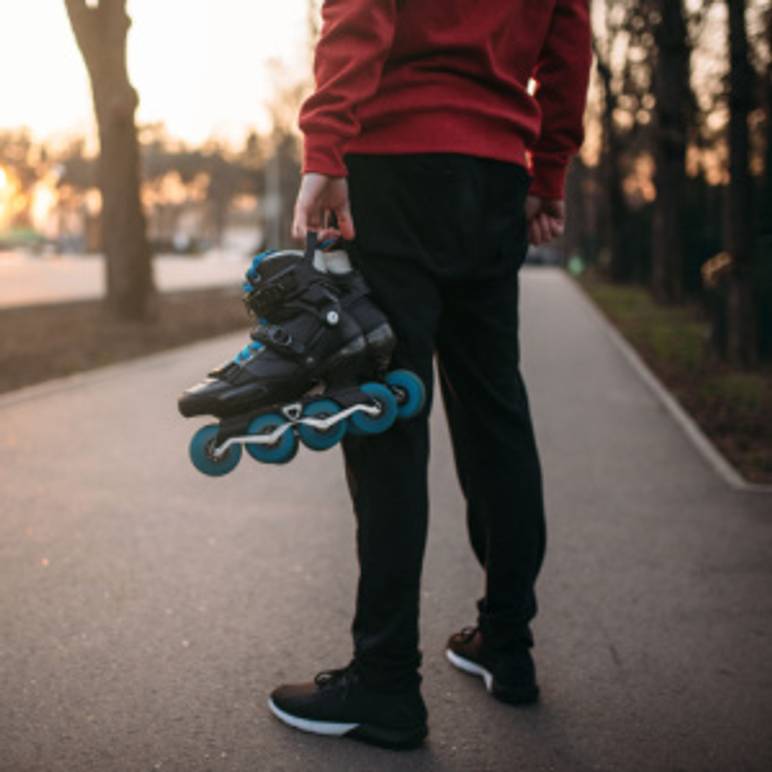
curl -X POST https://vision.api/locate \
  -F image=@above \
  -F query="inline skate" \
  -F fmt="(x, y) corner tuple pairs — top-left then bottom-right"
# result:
(178, 235), (425, 476)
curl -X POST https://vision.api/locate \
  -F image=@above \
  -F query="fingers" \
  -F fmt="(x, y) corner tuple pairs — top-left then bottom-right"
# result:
(528, 217), (542, 246)
(525, 195), (542, 220)
(292, 201), (322, 240)
(527, 212), (564, 245)
(334, 203), (356, 240)
(292, 204), (307, 240)
(292, 174), (325, 240)
(293, 173), (355, 243)
(526, 197), (566, 245)
(529, 213), (549, 245)
(546, 216), (564, 240)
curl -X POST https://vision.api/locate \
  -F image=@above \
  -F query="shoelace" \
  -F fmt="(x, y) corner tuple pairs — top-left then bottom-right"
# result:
(232, 250), (276, 364)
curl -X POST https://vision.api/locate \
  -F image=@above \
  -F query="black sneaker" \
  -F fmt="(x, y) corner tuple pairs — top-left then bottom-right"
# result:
(446, 627), (539, 705)
(268, 664), (428, 750)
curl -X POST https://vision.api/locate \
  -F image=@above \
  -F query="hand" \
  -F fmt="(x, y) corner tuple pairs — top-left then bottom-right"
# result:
(526, 196), (565, 246)
(292, 173), (356, 242)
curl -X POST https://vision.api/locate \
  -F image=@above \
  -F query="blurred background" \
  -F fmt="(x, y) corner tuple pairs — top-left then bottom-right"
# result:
(0, 0), (770, 481)
(1, 5), (771, 770)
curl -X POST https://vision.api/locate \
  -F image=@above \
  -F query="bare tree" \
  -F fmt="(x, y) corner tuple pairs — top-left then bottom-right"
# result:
(651, 0), (691, 303)
(594, 35), (633, 281)
(65, 0), (154, 320)
(764, 5), (772, 217)
(726, 0), (758, 366)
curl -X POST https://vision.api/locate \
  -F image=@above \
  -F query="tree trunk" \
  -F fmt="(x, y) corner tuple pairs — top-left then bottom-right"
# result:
(65, 0), (154, 320)
(764, 7), (772, 223)
(726, 0), (757, 366)
(596, 54), (631, 282)
(651, 0), (690, 303)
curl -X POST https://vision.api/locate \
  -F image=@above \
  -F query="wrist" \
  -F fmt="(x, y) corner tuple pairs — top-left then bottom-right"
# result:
(529, 155), (569, 201)
(303, 133), (348, 178)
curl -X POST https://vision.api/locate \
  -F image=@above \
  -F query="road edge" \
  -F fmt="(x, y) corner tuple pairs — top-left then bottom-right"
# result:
(0, 330), (242, 411)
(568, 272), (772, 495)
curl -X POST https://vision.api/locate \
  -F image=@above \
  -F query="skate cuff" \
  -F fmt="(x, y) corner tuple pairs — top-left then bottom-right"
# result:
(244, 273), (300, 317)
(341, 273), (370, 302)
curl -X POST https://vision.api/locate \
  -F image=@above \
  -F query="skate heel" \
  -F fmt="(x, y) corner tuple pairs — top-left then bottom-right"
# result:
(365, 322), (397, 375)
(320, 335), (369, 389)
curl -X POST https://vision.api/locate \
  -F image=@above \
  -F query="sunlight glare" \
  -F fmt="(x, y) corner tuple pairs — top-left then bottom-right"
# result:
(0, 0), (312, 143)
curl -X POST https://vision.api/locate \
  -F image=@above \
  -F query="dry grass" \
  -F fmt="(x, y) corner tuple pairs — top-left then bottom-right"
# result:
(0, 288), (249, 395)
(579, 272), (772, 484)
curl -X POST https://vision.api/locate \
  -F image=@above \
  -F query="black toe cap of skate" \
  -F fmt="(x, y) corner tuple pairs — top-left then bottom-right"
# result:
(178, 377), (275, 418)
(178, 378), (230, 417)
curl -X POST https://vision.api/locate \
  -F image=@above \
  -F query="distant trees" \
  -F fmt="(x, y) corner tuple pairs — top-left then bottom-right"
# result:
(726, 0), (758, 366)
(0, 131), (40, 232)
(594, 26), (632, 282)
(64, 0), (153, 320)
(651, 0), (691, 304)
(765, 8), (772, 216)
(581, 0), (772, 365)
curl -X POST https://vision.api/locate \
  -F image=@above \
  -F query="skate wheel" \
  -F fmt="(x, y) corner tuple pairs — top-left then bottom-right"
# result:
(245, 412), (297, 464)
(348, 382), (398, 436)
(298, 398), (347, 451)
(189, 424), (242, 477)
(385, 370), (426, 420)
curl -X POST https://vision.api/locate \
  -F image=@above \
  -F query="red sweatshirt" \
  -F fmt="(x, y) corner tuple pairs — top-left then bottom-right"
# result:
(300, 0), (592, 200)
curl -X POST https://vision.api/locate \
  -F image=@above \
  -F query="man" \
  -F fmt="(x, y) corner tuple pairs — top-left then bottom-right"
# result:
(268, 0), (592, 749)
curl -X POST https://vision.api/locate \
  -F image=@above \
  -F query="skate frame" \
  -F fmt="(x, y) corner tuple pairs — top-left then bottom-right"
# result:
(211, 400), (382, 459)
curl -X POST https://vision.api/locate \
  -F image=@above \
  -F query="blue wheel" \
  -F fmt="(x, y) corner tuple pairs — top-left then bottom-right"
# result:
(245, 412), (297, 464)
(298, 398), (347, 451)
(189, 424), (242, 477)
(348, 382), (398, 436)
(385, 370), (426, 420)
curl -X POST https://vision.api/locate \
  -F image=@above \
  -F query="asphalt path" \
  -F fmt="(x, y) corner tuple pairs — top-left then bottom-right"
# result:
(1, 268), (770, 771)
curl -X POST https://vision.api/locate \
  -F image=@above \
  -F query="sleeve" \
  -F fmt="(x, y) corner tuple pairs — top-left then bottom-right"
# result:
(299, 0), (398, 177)
(529, 0), (593, 200)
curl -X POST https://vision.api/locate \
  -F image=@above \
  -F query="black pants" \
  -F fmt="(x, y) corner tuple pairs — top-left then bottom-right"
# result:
(343, 154), (546, 690)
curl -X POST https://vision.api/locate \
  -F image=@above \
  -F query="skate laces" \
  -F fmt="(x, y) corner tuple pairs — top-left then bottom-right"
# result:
(233, 250), (275, 364)
(241, 249), (276, 294)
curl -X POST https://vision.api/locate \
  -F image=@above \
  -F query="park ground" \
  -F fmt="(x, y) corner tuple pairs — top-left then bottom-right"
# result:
(1, 268), (771, 772)
(581, 271), (772, 484)
(0, 252), (251, 395)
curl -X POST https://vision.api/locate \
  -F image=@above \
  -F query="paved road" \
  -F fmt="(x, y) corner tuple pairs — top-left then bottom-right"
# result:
(1, 269), (770, 772)
(0, 251), (251, 309)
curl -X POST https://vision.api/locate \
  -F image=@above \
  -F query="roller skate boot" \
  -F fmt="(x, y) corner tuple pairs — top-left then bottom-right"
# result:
(178, 236), (425, 477)
(312, 240), (426, 423)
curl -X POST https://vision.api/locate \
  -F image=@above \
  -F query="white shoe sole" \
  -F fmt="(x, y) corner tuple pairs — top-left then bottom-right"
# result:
(267, 697), (359, 737)
(446, 649), (494, 691)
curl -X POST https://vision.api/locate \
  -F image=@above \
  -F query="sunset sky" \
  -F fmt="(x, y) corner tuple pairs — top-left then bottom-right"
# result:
(0, 1), (313, 145)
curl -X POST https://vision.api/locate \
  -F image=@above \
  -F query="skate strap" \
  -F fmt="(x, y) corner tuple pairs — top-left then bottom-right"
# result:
(243, 272), (300, 317)
(244, 262), (339, 319)
(250, 323), (308, 359)
(305, 231), (319, 260)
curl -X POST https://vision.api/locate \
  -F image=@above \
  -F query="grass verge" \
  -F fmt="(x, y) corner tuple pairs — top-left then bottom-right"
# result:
(0, 288), (248, 396)
(578, 271), (772, 484)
